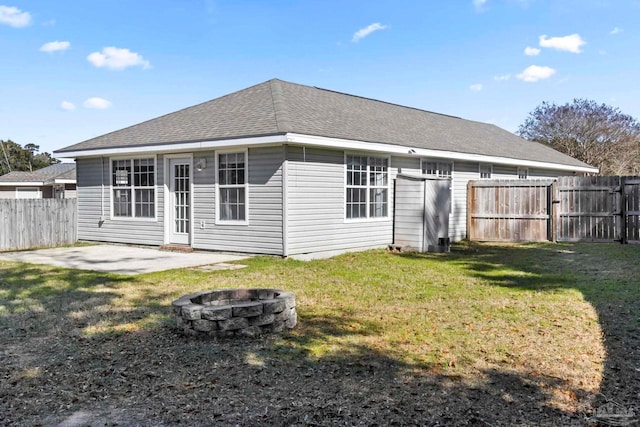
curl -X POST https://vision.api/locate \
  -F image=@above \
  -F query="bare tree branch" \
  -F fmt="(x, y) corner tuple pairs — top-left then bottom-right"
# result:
(518, 99), (640, 175)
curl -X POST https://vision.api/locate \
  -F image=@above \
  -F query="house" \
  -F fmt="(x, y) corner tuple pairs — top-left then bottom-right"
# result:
(54, 79), (597, 258)
(0, 163), (76, 199)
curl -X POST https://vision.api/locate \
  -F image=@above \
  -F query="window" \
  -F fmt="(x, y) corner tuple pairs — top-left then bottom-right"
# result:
(479, 163), (492, 179)
(218, 151), (247, 222)
(421, 160), (452, 178)
(346, 155), (388, 219)
(111, 158), (155, 218)
(517, 167), (528, 179)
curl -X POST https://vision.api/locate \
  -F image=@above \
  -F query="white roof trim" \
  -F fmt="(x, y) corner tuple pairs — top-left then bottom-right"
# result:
(54, 131), (598, 174)
(0, 181), (46, 186)
(285, 133), (599, 173)
(52, 179), (76, 184)
(54, 135), (287, 158)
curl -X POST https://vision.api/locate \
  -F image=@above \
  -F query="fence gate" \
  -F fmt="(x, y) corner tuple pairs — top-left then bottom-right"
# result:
(467, 179), (554, 242)
(555, 176), (622, 243)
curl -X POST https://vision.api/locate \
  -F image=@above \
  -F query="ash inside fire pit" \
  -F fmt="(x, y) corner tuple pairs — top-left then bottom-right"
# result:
(171, 288), (297, 338)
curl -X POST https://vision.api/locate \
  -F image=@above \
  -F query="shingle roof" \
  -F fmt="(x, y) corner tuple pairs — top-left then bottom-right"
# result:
(55, 79), (592, 169)
(0, 163), (76, 183)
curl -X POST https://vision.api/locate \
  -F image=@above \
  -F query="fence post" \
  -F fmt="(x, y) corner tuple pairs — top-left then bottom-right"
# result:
(550, 180), (558, 243)
(467, 180), (474, 241)
(620, 176), (627, 244)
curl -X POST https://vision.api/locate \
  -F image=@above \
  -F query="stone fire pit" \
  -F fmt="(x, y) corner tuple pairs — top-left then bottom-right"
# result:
(172, 288), (296, 338)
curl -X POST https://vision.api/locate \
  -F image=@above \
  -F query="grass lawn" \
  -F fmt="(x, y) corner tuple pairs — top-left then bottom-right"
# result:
(1, 242), (639, 426)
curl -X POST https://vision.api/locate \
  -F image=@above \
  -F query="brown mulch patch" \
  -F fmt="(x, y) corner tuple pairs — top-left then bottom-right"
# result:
(2, 325), (591, 427)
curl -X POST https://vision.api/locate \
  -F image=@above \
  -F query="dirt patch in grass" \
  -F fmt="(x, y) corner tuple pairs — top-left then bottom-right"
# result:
(1, 243), (638, 426)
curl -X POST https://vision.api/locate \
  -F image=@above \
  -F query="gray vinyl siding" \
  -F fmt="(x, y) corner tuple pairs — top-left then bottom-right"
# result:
(286, 147), (410, 256)
(528, 168), (566, 179)
(193, 146), (284, 255)
(492, 165), (518, 179)
(76, 157), (164, 245)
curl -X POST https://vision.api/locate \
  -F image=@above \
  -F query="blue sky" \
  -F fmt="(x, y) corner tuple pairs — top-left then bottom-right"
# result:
(1, 0), (639, 157)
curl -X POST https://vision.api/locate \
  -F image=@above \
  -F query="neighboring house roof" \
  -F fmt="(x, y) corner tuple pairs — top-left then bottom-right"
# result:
(55, 79), (595, 171)
(0, 163), (76, 185)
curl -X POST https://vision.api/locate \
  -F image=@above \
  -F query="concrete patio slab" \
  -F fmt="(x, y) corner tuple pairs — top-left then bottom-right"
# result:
(0, 244), (249, 275)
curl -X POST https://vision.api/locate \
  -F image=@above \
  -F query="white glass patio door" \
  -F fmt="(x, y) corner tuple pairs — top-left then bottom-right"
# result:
(169, 158), (190, 245)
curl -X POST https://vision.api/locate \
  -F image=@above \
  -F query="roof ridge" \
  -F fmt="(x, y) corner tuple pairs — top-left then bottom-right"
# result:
(306, 84), (464, 121)
(269, 79), (292, 132)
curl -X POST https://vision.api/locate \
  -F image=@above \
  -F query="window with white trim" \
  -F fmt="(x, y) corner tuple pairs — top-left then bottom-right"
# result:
(479, 163), (492, 179)
(111, 158), (155, 218)
(346, 155), (388, 219)
(517, 167), (528, 179)
(218, 152), (247, 221)
(421, 160), (452, 178)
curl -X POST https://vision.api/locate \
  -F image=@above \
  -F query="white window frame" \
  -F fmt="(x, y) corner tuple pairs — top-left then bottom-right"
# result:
(479, 163), (493, 179)
(517, 167), (529, 179)
(109, 156), (157, 221)
(421, 159), (453, 179)
(344, 153), (391, 221)
(215, 148), (249, 225)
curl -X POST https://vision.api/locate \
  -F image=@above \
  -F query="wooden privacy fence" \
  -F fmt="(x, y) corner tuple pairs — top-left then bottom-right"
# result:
(468, 176), (640, 244)
(0, 199), (77, 251)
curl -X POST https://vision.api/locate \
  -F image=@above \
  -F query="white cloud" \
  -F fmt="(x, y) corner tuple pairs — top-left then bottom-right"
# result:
(610, 27), (623, 35)
(60, 101), (76, 111)
(0, 5), (31, 27)
(516, 65), (556, 82)
(351, 23), (388, 42)
(494, 74), (511, 81)
(83, 97), (112, 109)
(40, 41), (70, 53)
(473, 0), (488, 11)
(469, 83), (483, 92)
(524, 46), (541, 56)
(539, 34), (586, 53)
(87, 47), (151, 70)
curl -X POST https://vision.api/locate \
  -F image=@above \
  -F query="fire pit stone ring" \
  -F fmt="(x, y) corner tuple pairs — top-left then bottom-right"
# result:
(172, 288), (297, 338)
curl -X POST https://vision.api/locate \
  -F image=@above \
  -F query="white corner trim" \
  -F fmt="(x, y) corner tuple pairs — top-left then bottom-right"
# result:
(282, 146), (289, 257)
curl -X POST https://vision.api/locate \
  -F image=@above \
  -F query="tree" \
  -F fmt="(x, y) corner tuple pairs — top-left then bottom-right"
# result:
(0, 140), (60, 175)
(517, 99), (640, 175)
